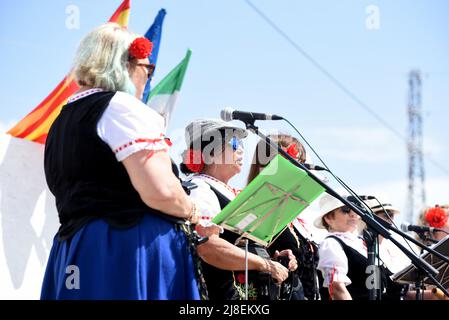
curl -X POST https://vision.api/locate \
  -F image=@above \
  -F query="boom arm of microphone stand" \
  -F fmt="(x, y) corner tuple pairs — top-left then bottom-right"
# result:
(244, 122), (440, 280)
(331, 173), (449, 263)
(326, 167), (449, 298)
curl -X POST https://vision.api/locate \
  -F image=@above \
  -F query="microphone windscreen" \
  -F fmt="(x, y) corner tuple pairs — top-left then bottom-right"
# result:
(220, 108), (234, 122)
(400, 222), (410, 232)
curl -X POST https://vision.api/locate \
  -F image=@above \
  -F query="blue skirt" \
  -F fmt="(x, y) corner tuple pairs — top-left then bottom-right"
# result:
(40, 214), (200, 300)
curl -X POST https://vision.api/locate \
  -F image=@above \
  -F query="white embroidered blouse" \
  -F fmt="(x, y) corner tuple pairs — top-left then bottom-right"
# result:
(68, 88), (171, 162)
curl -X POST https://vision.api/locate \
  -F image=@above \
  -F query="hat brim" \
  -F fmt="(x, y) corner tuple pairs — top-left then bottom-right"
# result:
(203, 124), (247, 140)
(371, 205), (400, 215)
(188, 119), (248, 147)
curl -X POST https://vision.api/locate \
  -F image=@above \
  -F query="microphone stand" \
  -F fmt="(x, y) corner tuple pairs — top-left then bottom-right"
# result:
(242, 119), (449, 300)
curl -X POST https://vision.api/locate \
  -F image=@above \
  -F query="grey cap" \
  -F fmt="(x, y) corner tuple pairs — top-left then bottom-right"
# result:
(185, 118), (248, 148)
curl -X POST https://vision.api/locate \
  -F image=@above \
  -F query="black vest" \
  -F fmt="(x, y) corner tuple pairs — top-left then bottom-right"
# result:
(325, 235), (370, 300)
(319, 236), (405, 300)
(202, 184), (284, 300)
(200, 185), (241, 300)
(45, 91), (177, 240)
(268, 225), (319, 300)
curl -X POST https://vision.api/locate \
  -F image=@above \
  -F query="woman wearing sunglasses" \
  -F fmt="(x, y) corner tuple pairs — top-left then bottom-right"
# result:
(316, 194), (373, 300)
(180, 119), (297, 300)
(41, 23), (201, 300)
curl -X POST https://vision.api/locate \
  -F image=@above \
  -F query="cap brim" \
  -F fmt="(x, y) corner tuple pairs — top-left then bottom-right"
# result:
(204, 124), (248, 139)
(372, 205), (400, 215)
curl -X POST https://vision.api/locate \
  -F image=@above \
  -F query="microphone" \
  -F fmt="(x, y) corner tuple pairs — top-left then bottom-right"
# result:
(220, 108), (283, 122)
(302, 163), (328, 171)
(400, 222), (440, 234)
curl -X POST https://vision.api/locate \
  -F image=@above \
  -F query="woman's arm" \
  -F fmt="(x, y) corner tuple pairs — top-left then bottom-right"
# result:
(197, 233), (289, 283)
(330, 281), (352, 300)
(122, 149), (193, 219)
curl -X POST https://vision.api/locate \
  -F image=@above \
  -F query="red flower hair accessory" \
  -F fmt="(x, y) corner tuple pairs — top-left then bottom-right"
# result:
(425, 206), (448, 228)
(183, 149), (205, 173)
(286, 143), (299, 159)
(128, 37), (153, 59)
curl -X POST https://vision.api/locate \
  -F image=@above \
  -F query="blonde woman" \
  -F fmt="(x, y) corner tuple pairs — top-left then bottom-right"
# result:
(41, 23), (202, 300)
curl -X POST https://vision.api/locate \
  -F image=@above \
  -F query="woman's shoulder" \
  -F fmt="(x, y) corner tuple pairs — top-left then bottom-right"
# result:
(101, 91), (165, 131)
(110, 91), (163, 119)
(188, 175), (213, 190)
(319, 234), (344, 250)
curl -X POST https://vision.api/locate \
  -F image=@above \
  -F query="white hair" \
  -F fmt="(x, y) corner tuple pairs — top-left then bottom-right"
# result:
(73, 23), (138, 95)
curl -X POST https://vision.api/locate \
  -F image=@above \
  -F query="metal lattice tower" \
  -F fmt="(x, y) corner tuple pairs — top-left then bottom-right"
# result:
(406, 70), (426, 224)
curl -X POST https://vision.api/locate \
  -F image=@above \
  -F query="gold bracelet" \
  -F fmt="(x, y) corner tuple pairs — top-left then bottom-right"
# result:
(187, 201), (198, 223)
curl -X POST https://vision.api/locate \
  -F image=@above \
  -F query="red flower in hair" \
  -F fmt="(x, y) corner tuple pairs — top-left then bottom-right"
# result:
(184, 149), (205, 173)
(425, 206), (448, 228)
(286, 144), (299, 159)
(128, 37), (153, 59)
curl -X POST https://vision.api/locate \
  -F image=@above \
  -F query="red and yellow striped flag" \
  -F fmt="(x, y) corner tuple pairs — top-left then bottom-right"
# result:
(7, 0), (131, 144)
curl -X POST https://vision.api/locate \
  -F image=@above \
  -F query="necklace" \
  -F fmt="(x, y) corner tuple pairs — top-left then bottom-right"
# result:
(198, 174), (239, 196)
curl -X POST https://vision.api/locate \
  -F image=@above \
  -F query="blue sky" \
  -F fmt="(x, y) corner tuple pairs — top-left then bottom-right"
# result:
(0, 0), (448, 223)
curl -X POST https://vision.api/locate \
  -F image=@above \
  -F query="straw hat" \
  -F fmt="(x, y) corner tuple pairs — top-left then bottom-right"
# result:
(313, 193), (346, 229)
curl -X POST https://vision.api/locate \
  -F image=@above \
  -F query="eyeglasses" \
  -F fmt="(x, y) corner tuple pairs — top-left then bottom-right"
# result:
(136, 63), (155, 79)
(229, 136), (244, 152)
(340, 206), (352, 214)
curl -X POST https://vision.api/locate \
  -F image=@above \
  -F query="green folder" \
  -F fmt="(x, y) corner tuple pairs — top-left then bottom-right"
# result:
(212, 155), (325, 246)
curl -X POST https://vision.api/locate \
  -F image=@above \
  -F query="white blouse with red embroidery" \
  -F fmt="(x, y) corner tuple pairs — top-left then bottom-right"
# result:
(317, 231), (367, 288)
(187, 174), (240, 229)
(69, 89), (170, 162)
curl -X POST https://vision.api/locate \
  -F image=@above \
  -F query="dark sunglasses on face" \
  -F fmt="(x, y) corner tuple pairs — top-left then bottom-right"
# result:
(340, 206), (352, 214)
(137, 63), (155, 78)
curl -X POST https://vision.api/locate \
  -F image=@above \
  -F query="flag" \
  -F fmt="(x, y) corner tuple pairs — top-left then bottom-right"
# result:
(142, 9), (167, 103)
(7, 0), (131, 144)
(146, 49), (191, 129)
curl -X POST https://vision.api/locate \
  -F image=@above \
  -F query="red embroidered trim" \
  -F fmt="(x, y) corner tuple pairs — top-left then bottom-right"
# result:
(199, 174), (238, 196)
(164, 138), (173, 147)
(114, 134), (170, 154)
(329, 266), (337, 300)
(144, 149), (168, 160)
(68, 88), (104, 103)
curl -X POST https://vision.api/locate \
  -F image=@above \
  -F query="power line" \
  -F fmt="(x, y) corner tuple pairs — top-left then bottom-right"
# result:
(242, 0), (449, 177)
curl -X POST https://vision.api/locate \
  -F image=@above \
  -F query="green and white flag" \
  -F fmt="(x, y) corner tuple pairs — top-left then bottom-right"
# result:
(146, 49), (191, 129)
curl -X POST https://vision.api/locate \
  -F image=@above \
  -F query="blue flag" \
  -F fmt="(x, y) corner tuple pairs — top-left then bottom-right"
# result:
(142, 9), (166, 103)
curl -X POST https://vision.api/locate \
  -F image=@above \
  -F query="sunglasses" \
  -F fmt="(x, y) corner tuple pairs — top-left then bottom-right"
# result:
(136, 63), (155, 79)
(229, 136), (244, 152)
(340, 206), (352, 214)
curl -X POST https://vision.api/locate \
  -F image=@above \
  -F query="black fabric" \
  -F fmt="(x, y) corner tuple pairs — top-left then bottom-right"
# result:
(198, 184), (240, 300)
(381, 268), (408, 300)
(318, 235), (403, 300)
(268, 226), (320, 300)
(202, 184), (292, 300)
(319, 235), (371, 300)
(45, 91), (182, 241)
